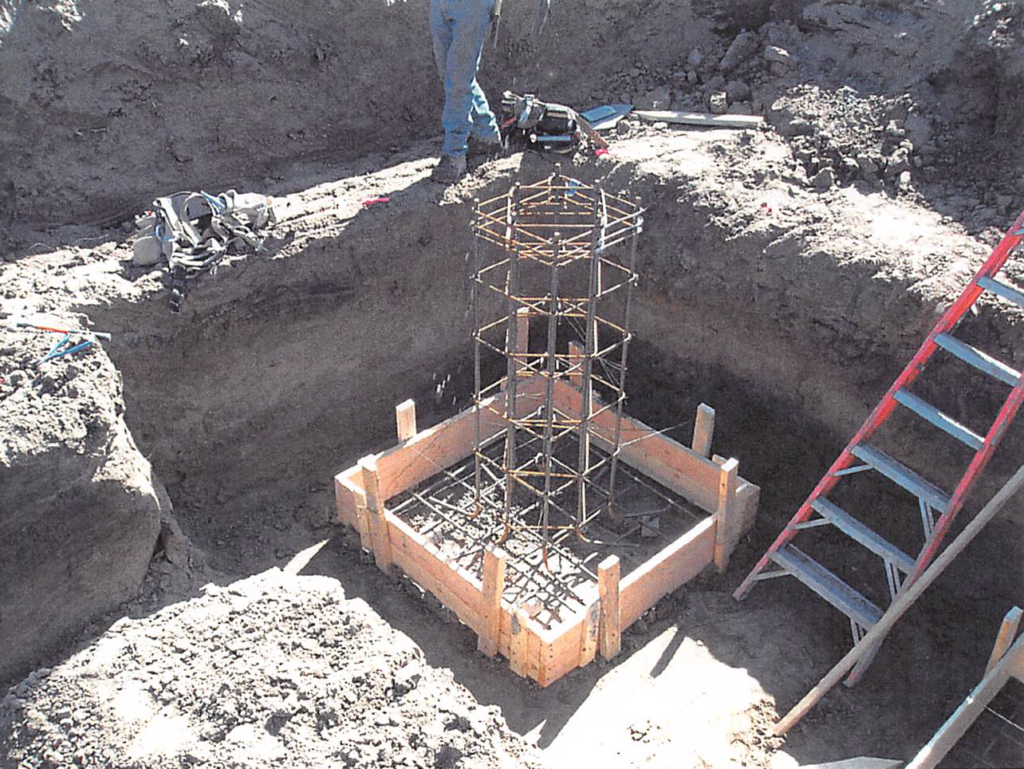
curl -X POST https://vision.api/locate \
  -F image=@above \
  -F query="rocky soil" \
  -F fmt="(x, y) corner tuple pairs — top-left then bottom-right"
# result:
(0, 570), (544, 769)
(2, 0), (1024, 767)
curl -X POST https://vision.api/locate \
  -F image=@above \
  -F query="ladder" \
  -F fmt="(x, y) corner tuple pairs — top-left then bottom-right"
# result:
(734, 209), (1024, 684)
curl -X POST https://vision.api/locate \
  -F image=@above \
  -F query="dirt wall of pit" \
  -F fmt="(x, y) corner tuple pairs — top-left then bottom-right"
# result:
(3, 0), (1022, 238)
(0, 323), (168, 684)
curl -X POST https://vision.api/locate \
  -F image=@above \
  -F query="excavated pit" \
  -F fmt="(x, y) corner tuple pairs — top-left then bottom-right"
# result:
(51, 143), (1018, 765)
(4, 0), (1024, 764)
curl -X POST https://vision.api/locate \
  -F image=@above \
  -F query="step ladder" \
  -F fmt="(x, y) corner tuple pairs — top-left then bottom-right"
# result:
(734, 209), (1024, 684)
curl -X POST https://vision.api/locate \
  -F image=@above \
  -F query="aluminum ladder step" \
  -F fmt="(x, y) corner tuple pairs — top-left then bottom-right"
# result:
(771, 545), (883, 629)
(935, 332), (1022, 387)
(893, 388), (985, 451)
(850, 443), (951, 514)
(810, 497), (917, 574)
(979, 275), (1024, 309)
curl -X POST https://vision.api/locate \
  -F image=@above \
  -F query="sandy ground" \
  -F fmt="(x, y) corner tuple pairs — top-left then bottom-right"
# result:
(3, 1), (1024, 767)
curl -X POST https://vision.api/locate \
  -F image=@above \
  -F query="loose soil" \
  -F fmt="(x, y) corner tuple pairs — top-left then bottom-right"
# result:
(3, 1), (1024, 768)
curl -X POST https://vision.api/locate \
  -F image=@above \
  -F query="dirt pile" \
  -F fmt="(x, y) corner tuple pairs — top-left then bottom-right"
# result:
(0, 295), (173, 684)
(0, 569), (544, 769)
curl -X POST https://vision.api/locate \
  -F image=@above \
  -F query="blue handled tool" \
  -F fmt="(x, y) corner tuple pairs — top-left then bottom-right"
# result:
(36, 333), (96, 366)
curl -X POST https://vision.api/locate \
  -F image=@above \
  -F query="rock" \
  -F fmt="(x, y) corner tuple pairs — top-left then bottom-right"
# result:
(840, 156), (861, 178)
(898, 170), (912, 189)
(686, 69), (698, 84)
(885, 148), (912, 177)
(763, 45), (795, 68)
(635, 86), (671, 111)
(616, 120), (632, 137)
(779, 116), (814, 137)
(856, 154), (879, 178)
(885, 119), (906, 141)
(904, 113), (933, 148)
(706, 74), (726, 92)
(708, 92), (728, 114)
(686, 48), (704, 69)
(719, 31), (759, 74)
(725, 80), (751, 102)
(810, 167), (835, 191)
(393, 660), (422, 697)
(161, 522), (190, 567)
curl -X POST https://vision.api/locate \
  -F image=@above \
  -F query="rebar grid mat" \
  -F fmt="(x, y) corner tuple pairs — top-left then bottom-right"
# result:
(471, 168), (645, 565)
(388, 430), (706, 629)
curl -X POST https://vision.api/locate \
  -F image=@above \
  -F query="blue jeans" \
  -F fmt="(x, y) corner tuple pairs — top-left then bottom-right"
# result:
(430, 0), (500, 157)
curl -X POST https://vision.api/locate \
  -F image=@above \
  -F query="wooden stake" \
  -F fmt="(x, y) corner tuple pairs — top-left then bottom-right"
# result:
(985, 606), (1023, 676)
(579, 600), (600, 668)
(775, 461), (1024, 736)
(691, 403), (715, 458)
(598, 556), (621, 660)
(359, 456), (393, 575)
(395, 399), (417, 443)
(353, 497), (373, 553)
(510, 608), (530, 676)
(478, 548), (507, 658)
(714, 458), (740, 572)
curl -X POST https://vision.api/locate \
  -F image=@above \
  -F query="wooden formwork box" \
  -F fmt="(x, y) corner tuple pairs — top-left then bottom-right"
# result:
(335, 374), (760, 687)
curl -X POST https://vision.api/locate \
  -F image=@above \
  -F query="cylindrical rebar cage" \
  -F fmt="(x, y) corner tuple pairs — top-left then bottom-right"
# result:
(471, 168), (644, 562)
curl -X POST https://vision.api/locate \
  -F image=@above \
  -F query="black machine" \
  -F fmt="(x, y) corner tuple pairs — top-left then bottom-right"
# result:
(500, 91), (606, 155)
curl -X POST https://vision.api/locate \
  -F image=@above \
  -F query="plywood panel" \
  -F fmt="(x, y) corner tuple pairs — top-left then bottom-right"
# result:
(620, 517), (716, 628)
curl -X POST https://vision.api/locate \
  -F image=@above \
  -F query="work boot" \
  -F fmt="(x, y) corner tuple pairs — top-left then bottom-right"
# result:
(431, 153), (467, 184)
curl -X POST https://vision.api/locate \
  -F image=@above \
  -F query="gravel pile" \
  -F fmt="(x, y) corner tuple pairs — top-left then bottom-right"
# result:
(0, 570), (543, 769)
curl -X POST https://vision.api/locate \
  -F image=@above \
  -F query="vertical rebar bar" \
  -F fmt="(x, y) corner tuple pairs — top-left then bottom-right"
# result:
(473, 198), (483, 516)
(539, 235), (561, 564)
(575, 196), (602, 529)
(606, 199), (643, 519)
(502, 185), (522, 527)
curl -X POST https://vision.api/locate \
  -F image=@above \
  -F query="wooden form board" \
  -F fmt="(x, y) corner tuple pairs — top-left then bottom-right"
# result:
(634, 110), (765, 129)
(333, 374), (760, 687)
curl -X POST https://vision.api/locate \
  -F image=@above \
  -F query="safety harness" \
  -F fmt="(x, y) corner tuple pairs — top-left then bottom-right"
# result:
(133, 190), (276, 313)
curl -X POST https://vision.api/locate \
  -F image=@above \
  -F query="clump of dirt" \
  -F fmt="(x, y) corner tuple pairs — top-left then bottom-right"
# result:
(0, 569), (544, 769)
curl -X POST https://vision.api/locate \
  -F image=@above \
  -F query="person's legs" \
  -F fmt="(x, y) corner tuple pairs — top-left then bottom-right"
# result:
(468, 79), (500, 142)
(440, 0), (495, 156)
(429, 0), (452, 84)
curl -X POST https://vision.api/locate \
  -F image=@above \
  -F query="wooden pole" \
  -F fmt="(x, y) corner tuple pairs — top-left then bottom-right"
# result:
(985, 605), (1023, 676)
(478, 548), (507, 658)
(395, 399), (417, 443)
(599, 555), (621, 660)
(714, 458), (741, 572)
(775, 462), (1024, 735)
(692, 404), (715, 458)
